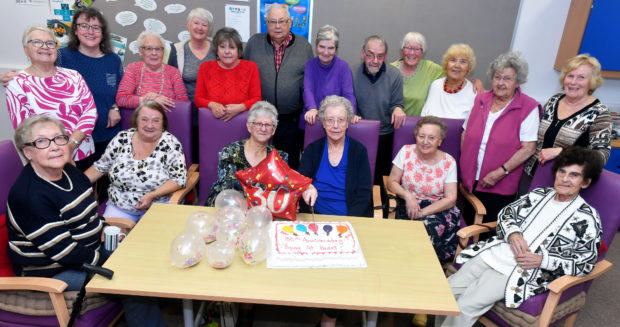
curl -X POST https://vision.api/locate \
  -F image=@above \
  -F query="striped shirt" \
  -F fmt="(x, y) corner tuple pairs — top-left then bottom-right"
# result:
(7, 164), (106, 277)
(116, 61), (189, 108)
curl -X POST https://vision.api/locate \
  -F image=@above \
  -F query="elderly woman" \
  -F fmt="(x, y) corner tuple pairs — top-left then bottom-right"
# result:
(5, 25), (97, 165)
(421, 44), (477, 119)
(207, 101), (287, 205)
(302, 25), (357, 126)
(524, 54), (612, 179)
(116, 31), (189, 109)
(195, 27), (261, 121)
(387, 116), (460, 264)
(301, 95), (372, 218)
(460, 52), (540, 226)
(437, 147), (602, 327)
(168, 8), (217, 103)
(85, 101), (186, 222)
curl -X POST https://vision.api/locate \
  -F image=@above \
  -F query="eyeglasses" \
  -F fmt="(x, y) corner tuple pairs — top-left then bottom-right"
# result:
(24, 135), (69, 149)
(402, 46), (423, 53)
(493, 74), (515, 83)
(363, 50), (385, 61)
(266, 19), (290, 26)
(324, 118), (347, 127)
(251, 122), (275, 129)
(27, 39), (57, 49)
(76, 23), (102, 33)
(140, 46), (164, 53)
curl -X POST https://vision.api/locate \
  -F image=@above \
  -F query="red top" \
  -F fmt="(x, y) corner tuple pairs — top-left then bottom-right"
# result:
(194, 60), (262, 110)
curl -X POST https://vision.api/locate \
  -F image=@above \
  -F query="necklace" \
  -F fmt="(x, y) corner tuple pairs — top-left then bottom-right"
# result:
(443, 79), (465, 94)
(137, 63), (165, 96)
(35, 169), (73, 192)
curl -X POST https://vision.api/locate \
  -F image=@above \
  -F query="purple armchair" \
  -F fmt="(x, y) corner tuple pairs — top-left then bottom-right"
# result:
(198, 109), (250, 205)
(0, 140), (122, 327)
(456, 162), (620, 327)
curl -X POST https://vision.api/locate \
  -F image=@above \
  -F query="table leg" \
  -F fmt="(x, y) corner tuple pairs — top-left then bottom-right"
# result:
(182, 299), (194, 327)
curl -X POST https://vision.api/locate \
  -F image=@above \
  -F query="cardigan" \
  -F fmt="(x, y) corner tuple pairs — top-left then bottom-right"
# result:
(460, 89), (540, 195)
(456, 187), (601, 309)
(244, 33), (313, 115)
(168, 40), (217, 102)
(299, 136), (372, 217)
(194, 60), (262, 110)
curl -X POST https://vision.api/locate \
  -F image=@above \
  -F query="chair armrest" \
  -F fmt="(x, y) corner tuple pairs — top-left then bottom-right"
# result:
(459, 183), (486, 225)
(188, 163), (198, 174)
(456, 222), (497, 240)
(382, 175), (397, 219)
(106, 217), (136, 230)
(169, 171), (199, 204)
(0, 277), (68, 293)
(372, 185), (383, 219)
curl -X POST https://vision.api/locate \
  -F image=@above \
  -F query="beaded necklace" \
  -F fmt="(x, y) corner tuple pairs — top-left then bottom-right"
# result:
(137, 63), (165, 96)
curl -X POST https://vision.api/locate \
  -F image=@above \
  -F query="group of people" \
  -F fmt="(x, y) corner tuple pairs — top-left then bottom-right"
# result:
(2, 3), (613, 327)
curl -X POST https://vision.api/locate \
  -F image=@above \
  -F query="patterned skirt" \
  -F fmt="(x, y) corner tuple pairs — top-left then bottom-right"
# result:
(396, 197), (461, 264)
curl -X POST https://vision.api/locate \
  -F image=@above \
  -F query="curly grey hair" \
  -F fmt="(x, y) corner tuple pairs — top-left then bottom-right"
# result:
(487, 51), (529, 85)
(248, 101), (278, 128)
(14, 115), (66, 156)
(316, 25), (339, 48)
(318, 95), (354, 122)
(137, 30), (165, 49)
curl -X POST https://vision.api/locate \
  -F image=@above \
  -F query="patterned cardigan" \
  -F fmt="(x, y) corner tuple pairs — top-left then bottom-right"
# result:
(456, 187), (601, 308)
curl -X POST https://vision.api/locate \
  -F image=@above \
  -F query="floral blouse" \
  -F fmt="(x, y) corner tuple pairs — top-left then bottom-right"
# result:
(207, 139), (288, 206)
(392, 144), (457, 201)
(94, 129), (187, 212)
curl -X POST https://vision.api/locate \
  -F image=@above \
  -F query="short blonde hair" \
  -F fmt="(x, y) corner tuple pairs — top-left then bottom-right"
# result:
(559, 54), (603, 94)
(186, 8), (214, 37)
(441, 43), (476, 76)
(22, 25), (56, 46)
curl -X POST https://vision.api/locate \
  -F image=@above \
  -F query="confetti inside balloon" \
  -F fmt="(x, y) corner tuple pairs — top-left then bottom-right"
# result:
(206, 240), (235, 269)
(308, 223), (319, 235)
(238, 229), (269, 265)
(337, 225), (349, 237)
(214, 189), (247, 214)
(235, 151), (312, 220)
(245, 205), (273, 230)
(170, 232), (207, 268)
(186, 211), (218, 243)
(323, 224), (333, 236)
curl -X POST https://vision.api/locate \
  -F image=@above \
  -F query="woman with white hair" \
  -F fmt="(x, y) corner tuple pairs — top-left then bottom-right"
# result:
(302, 25), (357, 126)
(5, 25), (97, 164)
(168, 7), (217, 103)
(116, 30), (188, 109)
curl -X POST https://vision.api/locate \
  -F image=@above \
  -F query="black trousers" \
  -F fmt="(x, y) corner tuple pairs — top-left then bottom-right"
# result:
(273, 113), (303, 170)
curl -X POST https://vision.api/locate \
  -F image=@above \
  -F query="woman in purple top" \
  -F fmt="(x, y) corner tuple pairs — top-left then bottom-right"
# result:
(302, 25), (359, 127)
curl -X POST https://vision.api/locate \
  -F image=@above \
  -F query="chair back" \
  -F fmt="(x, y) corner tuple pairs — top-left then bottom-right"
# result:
(0, 141), (23, 215)
(120, 101), (193, 166)
(530, 161), (620, 259)
(391, 116), (464, 162)
(303, 120), (380, 182)
(198, 109), (250, 205)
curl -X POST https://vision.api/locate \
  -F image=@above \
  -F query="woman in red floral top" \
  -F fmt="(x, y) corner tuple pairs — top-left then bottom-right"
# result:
(387, 116), (460, 264)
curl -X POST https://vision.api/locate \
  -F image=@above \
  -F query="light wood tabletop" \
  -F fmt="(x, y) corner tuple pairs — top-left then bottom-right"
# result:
(87, 203), (459, 315)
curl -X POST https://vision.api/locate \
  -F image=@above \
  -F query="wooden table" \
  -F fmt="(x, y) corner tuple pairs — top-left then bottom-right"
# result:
(87, 204), (459, 325)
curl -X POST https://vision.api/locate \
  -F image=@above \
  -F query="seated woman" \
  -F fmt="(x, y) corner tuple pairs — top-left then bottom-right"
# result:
(387, 116), (460, 264)
(207, 101), (288, 205)
(8, 115), (169, 327)
(302, 25), (357, 126)
(421, 43), (477, 119)
(5, 25), (97, 167)
(195, 27), (261, 121)
(301, 95), (372, 217)
(85, 101), (187, 222)
(436, 146), (603, 327)
(116, 31), (189, 109)
(524, 54), (612, 181)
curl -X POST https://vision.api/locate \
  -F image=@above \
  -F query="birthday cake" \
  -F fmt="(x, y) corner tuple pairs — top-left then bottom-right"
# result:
(267, 221), (367, 268)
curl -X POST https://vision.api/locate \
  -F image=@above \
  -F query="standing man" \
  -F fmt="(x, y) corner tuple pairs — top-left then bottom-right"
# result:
(354, 35), (406, 186)
(244, 3), (313, 169)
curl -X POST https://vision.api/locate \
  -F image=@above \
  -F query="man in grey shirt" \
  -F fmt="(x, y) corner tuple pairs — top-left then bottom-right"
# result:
(244, 4), (313, 169)
(353, 35), (406, 186)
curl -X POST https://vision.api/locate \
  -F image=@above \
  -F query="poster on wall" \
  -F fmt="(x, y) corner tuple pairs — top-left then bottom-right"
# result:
(47, 19), (71, 48)
(226, 5), (250, 42)
(110, 33), (127, 62)
(257, 0), (313, 42)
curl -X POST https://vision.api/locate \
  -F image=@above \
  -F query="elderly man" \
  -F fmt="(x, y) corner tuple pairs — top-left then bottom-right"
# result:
(353, 35), (406, 186)
(244, 3), (313, 169)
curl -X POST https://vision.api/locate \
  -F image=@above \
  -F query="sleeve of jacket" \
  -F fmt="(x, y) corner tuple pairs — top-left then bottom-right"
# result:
(347, 140), (372, 217)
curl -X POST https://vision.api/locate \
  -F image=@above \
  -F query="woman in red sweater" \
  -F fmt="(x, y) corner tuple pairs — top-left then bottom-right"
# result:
(195, 27), (261, 121)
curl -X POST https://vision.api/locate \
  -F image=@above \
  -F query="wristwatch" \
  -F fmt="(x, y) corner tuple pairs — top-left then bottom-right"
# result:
(69, 138), (80, 146)
(110, 104), (120, 111)
(501, 164), (510, 175)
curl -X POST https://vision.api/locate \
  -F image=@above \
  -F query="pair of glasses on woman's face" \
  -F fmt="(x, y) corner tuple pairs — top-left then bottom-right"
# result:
(24, 135), (69, 149)
(251, 122), (275, 130)
(28, 39), (57, 49)
(140, 46), (164, 53)
(75, 23), (102, 33)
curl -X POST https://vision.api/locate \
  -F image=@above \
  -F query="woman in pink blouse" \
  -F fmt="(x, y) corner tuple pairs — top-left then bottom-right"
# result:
(387, 116), (460, 264)
(116, 31), (188, 109)
(5, 25), (97, 165)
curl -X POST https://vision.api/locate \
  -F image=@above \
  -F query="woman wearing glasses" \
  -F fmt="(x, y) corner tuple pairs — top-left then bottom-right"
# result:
(206, 101), (287, 205)
(300, 96), (372, 218)
(195, 27), (261, 121)
(5, 25), (97, 166)
(116, 31), (188, 110)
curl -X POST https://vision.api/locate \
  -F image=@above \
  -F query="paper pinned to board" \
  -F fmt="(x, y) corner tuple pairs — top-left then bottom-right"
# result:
(134, 0), (157, 11)
(164, 4), (186, 14)
(115, 11), (137, 27)
(225, 5), (250, 42)
(144, 18), (167, 34)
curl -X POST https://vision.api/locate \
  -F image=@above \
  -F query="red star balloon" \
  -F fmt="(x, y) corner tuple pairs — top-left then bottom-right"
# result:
(235, 150), (312, 220)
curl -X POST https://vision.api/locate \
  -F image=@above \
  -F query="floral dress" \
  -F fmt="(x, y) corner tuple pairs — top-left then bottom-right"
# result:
(207, 139), (288, 206)
(392, 144), (461, 264)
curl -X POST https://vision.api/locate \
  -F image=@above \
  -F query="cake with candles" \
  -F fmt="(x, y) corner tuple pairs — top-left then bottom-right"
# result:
(267, 221), (367, 268)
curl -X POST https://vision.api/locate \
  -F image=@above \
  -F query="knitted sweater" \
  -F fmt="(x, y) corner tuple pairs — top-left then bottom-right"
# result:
(116, 62), (189, 108)
(194, 60), (262, 110)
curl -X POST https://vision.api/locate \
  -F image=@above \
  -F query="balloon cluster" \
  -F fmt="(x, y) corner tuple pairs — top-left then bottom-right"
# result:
(169, 189), (273, 269)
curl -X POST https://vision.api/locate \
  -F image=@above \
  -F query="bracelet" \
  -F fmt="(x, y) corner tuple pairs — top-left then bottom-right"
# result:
(501, 164), (510, 175)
